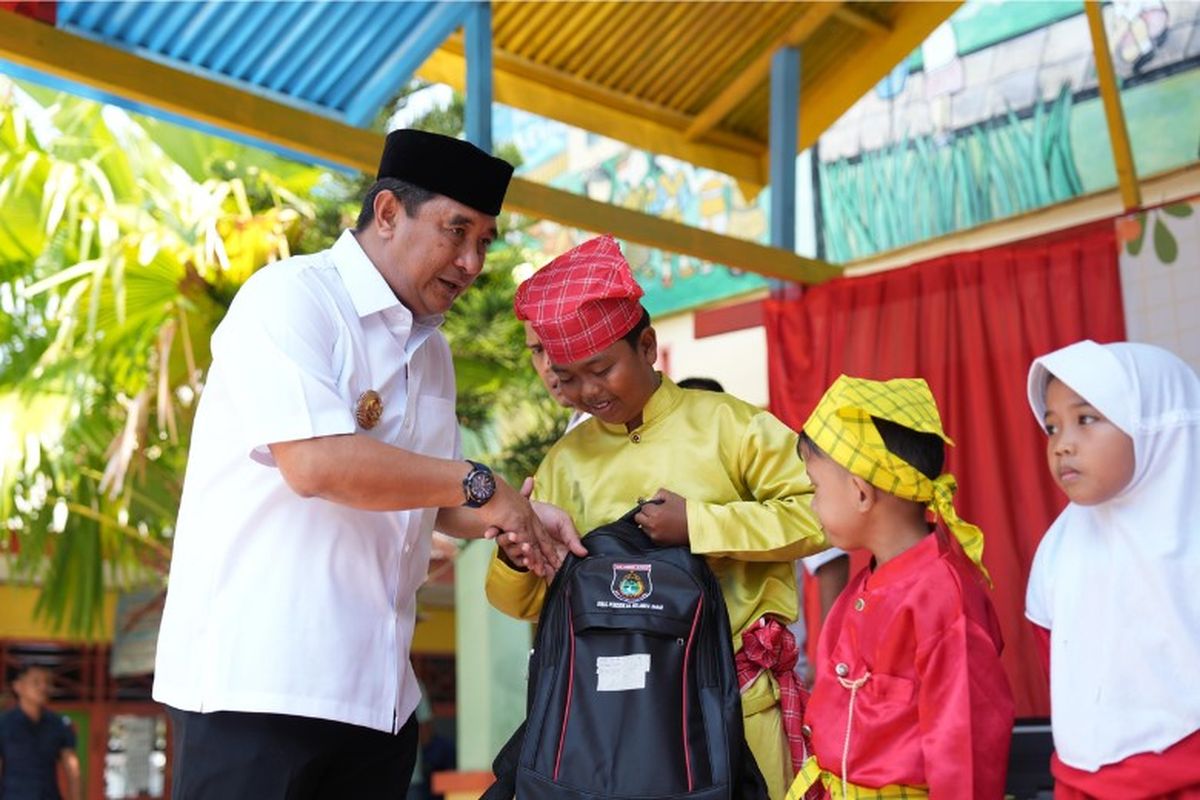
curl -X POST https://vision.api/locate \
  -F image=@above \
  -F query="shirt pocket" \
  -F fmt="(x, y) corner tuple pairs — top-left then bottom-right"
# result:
(408, 394), (458, 458)
(864, 671), (916, 707)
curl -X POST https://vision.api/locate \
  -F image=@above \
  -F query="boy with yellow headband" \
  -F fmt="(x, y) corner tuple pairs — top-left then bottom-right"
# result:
(788, 376), (1013, 800)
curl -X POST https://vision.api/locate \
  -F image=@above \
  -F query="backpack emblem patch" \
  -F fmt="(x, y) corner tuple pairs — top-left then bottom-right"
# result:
(611, 562), (653, 603)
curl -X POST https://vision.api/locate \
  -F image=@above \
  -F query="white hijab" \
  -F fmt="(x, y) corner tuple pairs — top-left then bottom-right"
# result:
(1025, 339), (1200, 771)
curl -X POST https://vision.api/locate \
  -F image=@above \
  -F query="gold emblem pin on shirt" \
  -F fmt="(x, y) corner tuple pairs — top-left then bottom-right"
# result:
(355, 390), (383, 430)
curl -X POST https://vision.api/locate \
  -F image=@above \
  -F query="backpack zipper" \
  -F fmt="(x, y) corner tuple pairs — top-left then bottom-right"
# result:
(681, 595), (704, 792)
(552, 600), (576, 782)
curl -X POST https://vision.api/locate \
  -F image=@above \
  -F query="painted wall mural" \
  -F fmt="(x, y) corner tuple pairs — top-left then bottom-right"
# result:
(819, 0), (1200, 262)
(494, 110), (771, 317)
(496, 0), (1200, 315)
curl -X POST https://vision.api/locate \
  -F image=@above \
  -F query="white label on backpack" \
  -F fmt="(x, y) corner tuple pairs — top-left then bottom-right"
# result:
(596, 654), (651, 691)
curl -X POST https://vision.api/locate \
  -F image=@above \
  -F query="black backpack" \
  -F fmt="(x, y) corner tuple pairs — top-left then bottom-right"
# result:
(483, 508), (769, 800)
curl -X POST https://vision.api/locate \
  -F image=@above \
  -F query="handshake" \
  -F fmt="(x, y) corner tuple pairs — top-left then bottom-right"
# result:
(482, 477), (587, 577)
(484, 480), (692, 577)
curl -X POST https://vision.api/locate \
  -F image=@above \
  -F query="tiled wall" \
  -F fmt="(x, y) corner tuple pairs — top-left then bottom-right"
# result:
(1117, 197), (1200, 372)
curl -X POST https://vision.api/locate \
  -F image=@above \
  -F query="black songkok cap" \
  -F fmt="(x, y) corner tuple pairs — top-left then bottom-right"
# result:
(376, 129), (514, 217)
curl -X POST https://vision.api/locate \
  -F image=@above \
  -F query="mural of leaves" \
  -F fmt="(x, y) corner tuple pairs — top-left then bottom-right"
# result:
(1123, 211), (1147, 257)
(819, 86), (1084, 262)
(1117, 203), (1191, 264)
(1153, 215), (1178, 264)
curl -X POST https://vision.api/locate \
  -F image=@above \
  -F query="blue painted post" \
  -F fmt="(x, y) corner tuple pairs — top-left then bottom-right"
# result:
(465, 1), (493, 152)
(459, 13), (528, 778)
(769, 46), (800, 252)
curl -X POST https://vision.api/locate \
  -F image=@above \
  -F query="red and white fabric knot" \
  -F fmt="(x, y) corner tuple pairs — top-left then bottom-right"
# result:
(735, 616), (810, 776)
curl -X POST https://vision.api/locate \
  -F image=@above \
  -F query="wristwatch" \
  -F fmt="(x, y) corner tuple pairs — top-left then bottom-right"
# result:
(462, 460), (496, 508)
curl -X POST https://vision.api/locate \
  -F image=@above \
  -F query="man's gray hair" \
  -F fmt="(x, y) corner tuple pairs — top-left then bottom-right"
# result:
(356, 178), (436, 229)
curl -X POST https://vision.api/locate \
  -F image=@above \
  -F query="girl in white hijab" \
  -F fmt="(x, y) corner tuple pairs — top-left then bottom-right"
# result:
(1026, 339), (1200, 799)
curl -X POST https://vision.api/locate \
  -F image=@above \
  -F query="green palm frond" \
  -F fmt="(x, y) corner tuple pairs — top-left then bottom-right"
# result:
(2, 80), (563, 635)
(1, 83), (319, 634)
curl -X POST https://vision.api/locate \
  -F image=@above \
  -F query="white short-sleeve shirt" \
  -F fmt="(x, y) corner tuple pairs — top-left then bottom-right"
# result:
(153, 230), (460, 733)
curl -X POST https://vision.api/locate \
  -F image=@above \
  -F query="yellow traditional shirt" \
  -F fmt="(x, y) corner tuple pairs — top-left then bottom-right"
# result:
(486, 376), (828, 797)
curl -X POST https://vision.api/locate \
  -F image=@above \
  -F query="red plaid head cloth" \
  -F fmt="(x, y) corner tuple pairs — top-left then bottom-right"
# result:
(514, 235), (645, 365)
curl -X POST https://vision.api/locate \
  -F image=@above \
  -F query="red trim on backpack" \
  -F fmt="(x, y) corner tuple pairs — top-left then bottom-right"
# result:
(681, 597), (704, 792)
(554, 607), (576, 781)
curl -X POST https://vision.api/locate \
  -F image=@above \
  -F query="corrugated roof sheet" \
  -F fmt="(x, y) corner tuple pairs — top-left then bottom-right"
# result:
(48, 1), (958, 184)
(57, 1), (467, 121)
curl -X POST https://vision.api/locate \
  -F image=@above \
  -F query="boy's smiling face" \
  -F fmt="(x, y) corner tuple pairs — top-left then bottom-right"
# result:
(551, 326), (659, 429)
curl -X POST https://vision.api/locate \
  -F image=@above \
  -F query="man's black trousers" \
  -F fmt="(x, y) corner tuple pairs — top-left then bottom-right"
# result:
(168, 707), (418, 800)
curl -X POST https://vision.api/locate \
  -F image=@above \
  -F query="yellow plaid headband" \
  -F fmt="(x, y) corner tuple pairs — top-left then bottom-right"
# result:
(802, 375), (990, 585)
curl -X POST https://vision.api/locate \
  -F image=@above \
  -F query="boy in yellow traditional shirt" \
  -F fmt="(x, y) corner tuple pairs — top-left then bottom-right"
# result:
(486, 235), (828, 799)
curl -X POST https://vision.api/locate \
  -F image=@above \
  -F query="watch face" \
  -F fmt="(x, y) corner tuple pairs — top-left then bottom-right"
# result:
(468, 469), (496, 502)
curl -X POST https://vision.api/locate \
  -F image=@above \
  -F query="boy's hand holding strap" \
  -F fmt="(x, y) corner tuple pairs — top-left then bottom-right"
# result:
(633, 490), (689, 546)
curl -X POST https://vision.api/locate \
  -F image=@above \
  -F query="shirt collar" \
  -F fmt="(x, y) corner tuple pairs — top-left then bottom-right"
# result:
(14, 705), (41, 725)
(864, 531), (942, 591)
(330, 230), (445, 328)
(597, 372), (682, 435)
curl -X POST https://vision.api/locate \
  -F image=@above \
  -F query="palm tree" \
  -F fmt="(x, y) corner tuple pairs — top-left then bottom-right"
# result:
(1, 80), (563, 636)
(0, 79), (321, 634)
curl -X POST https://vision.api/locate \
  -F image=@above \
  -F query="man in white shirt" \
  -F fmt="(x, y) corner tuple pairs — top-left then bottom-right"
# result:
(153, 129), (584, 800)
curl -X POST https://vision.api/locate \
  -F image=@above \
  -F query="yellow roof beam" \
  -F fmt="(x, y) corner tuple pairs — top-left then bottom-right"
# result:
(833, 6), (893, 36)
(432, 36), (765, 158)
(789, 1), (961, 159)
(0, 11), (839, 284)
(685, 3), (843, 141)
(0, 8), (381, 170)
(507, 180), (842, 285)
(419, 42), (769, 188)
(420, 4), (954, 189)
(1084, 0), (1141, 211)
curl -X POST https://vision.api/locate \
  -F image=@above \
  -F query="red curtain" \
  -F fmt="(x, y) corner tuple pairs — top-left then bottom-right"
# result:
(0, 2), (56, 24)
(767, 221), (1125, 717)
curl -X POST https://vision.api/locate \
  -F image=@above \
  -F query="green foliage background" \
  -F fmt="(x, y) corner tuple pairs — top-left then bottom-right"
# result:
(0, 78), (560, 635)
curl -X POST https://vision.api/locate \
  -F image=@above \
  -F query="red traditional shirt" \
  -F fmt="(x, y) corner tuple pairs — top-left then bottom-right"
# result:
(804, 533), (1014, 798)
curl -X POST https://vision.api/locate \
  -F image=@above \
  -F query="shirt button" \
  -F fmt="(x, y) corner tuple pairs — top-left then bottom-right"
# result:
(801, 724), (813, 738)
(835, 662), (849, 678)
(630, 433), (641, 443)
(854, 597), (866, 612)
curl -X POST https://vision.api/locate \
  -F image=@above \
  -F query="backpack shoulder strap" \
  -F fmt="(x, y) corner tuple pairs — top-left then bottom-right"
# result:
(736, 734), (771, 800)
(480, 721), (525, 800)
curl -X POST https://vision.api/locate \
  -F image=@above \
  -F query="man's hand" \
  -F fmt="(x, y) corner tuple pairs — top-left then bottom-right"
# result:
(530, 498), (585, 574)
(483, 477), (585, 576)
(492, 528), (532, 572)
(634, 489), (689, 545)
(486, 476), (538, 572)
